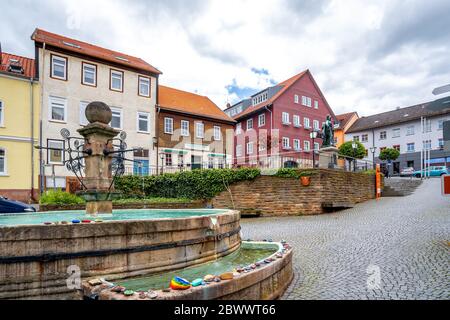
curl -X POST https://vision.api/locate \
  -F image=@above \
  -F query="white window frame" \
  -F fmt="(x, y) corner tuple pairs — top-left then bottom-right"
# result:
(164, 117), (174, 134)
(51, 55), (67, 80)
(407, 143), (415, 153)
(214, 126), (221, 141)
(294, 95), (299, 104)
(380, 131), (387, 140)
(236, 123), (242, 135)
(0, 148), (7, 175)
(392, 128), (401, 138)
(110, 107), (123, 130)
(138, 76), (151, 97)
(313, 120), (320, 130)
(82, 62), (96, 86)
(293, 139), (301, 151)
(361, 134), (369, 143)
(302, 96), (312, 107)
(47, 140), (64, 165)
(293, 115), (301, 127)
(438, 120), (445, 130)
(304, 117), (310, 129)
(0, 100), (4, 127)
(247, 119), (253, 130)
(314, 142), (320, 151)
(314, 100), (319, 109)
(48, 96), (67, 123)
(282, 137), (290, 149)
(304, 140), (311, 151)
(110, 69), (124, 92)
(79, 101), (90, 126)
(196, 122), (204, 138)
(406, 125), (415, 136)
(181, 120), (190, 137)
(258, 113), (266, 127)
(246, 142), (254, 155)
(236, 145), (243, 157)
(282, 112), (290, 125)
(137, 112), (150, 133)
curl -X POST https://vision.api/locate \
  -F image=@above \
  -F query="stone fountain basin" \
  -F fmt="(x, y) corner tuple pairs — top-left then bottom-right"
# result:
(0, 210), (241, 300)
(83, 242), (294, 300)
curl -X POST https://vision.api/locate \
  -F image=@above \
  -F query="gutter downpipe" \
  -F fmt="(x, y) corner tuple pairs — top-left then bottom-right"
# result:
(30, 77), (36, 202)
(265, 105), (273, 166)
(39, 43), (46, 195)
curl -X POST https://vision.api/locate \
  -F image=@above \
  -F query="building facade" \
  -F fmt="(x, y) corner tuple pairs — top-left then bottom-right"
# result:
(334, 112), (359, 147)
(157, 86), (235, 172)
(345, 97), (450, 174)
(32, 29), (161, 191)
(226, 70), (337, 168)
(0, 52), (40, 202)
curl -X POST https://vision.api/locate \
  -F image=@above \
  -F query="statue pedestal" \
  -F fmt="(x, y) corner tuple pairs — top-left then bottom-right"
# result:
(318, 146), (340, 169)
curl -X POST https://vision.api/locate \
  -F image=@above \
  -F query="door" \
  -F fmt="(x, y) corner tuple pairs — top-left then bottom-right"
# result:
(393, 162), (400, 175)
(191, 155), (202, 170)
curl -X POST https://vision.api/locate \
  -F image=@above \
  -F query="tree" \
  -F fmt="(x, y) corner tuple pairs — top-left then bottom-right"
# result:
(378, 148), (400, 162)
(339, 141), (366, 159)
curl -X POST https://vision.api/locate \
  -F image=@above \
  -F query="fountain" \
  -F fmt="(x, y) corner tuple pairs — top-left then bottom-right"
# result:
(0, 102), (293, 300)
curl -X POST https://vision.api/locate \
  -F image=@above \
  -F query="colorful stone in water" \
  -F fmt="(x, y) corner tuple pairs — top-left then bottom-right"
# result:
(72, 220), (81, 224)
(82, 220), (92, 223)
(124, 290), (135, 296)
(44, 222), (52, 225)
(203, 275), (215, 282)
(219, 272), (234, 280)
(111, 286), (125, 293)
(170, 277), (191, 290)
(192, 279), (203, 287)
(148, 290), (158, 299)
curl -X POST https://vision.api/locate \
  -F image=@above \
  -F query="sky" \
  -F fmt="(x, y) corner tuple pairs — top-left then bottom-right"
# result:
(1, 0), (449, 116)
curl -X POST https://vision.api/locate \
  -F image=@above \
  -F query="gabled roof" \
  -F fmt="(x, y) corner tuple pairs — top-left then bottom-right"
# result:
(347, 97), (450, 133)
(31, 28), (161, 75)
(158, 85), (235, 123)
(336, 112), (359, 129)
(0, 52), (35, 78)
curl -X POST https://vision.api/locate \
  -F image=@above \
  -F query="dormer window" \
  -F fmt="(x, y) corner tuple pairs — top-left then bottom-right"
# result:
(51, 54), (67, 80)
(252, 91), (268, 106)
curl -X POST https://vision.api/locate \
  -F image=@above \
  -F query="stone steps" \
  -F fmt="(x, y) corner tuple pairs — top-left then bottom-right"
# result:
(382, 178), (423, 197)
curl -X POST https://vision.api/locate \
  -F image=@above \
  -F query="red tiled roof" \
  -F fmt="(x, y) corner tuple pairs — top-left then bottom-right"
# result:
(233, 70), (308, 120)
(336, 112), (358, 129)
(159, 85), (235, 123)
(0, 52), (35, 78)
(31, 28), (161, 75)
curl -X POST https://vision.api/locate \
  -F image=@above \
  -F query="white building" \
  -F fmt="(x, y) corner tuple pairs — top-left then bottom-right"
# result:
(345, 97), (450, 174)
(32, 29), (161, 191)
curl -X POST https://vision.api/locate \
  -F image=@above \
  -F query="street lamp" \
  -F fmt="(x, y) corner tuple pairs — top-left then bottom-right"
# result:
(160, 153), (165, 174)
(352, 141), (358, 172)
(369, 146), (377, 169)
(310, 131), (318, 168)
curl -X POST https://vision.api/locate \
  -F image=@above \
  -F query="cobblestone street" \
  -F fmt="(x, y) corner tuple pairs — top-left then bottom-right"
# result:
(241, 178), (450, 300)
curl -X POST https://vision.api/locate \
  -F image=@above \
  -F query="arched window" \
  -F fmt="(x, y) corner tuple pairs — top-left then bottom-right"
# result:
(0, 148), (6, 175)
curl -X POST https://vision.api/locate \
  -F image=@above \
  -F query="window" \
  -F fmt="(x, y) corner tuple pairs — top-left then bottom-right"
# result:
(246, 142), (254, 155)
(137, 112), (150, 133)
(293, 115), (301, 127)
(302, 96), (312, 107)
(196, 122), (204, 138)
(0, 101), (4, 126)
(48, 140), (64, 164)
(424, 119), (432, 133)
(247, 119), (253, 130)
(110, 108), (123, 129)
(181, 120), (190, 136)
(438, 139), (444, 149)
(314, 100), (319, 109)
(362, 134), (368, 143)
(353, 136), (360, 142)
(259, 139), (266, 152)
(293, 139), (301, 151)
(51, 55), (67, 80)
(236, 123), (242, 135)
(82, 62), (96, 86)
(423, 140), (431, 150)
(407, 143), (415, 152)
(304, 140), (311, 151)
(258, 113), (265, 127)
(304, 117), (310, 129)
(438, 120), (445, 130)
(49, 96), (67, 122)
(236, 145), (243, 157)
(164, 117), (173, 134)
(313, 120), (320, 130)
(110, 69), (124, 92)
(314, 142), (320, 151)
(165, 153), (173, 167)
(0, 148), (6, 175)
(406, 125), (415, 136)
(79, 101), (89, 125)
(282, 112), (290, 125)
(282, 137), (290, 149)
(294, 95), (299, 104)
(138, 76), (151, 97)
(380, 131), (387, 140)
(214, 126), (221, 141)
(392, 128), (400, 138)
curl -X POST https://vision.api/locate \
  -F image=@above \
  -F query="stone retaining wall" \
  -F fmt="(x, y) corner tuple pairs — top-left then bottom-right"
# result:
(211, 169), (378, 216)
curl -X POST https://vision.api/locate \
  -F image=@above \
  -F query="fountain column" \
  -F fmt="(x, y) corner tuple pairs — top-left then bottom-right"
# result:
(77, 102), (120, 215)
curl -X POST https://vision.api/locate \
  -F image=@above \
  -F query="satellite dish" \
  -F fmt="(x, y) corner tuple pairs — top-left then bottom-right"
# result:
(60, 128), (71, 139)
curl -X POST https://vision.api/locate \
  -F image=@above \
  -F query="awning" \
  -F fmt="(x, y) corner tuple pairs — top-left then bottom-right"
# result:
(163, 149), (188, 155)
(208, 153), (227, 158)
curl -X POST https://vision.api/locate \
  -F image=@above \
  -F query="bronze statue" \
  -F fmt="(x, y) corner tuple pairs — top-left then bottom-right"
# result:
(321, 115), (335, 148)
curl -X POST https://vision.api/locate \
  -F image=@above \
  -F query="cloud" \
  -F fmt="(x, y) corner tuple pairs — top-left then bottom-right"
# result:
(1, 0), (449, 117)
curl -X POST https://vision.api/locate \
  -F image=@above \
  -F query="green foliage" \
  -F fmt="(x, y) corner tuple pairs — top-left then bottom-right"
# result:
(115, 168), (261, 200)
(274, 168), (317, 178)
(112, 197), (193, 205)
(40, 190), (85, 205)
(339, 141), (366, 159)
(379, 148), (400, 161)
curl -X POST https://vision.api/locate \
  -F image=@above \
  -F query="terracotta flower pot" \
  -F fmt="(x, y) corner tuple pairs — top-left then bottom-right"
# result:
(300, 176), (311, 187)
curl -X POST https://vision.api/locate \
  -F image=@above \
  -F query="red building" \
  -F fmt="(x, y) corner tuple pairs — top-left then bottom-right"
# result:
(225, 70), (336, 168)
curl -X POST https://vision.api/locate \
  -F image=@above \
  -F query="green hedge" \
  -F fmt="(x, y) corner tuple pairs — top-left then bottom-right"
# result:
(274, 168), (317, 179)
(40, 190), (85, 205)
(115, 168), (261, 200)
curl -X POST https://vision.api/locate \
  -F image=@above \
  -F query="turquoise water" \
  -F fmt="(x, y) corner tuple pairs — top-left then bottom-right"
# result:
(116, 243), (279, 291)
(0, 209), (227, 226)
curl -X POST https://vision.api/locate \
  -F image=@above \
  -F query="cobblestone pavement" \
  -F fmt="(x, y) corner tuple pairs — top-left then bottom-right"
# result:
(241, 178), (450, 300)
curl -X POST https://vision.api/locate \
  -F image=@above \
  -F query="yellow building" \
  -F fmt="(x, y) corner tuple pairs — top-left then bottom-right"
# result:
(0, 52), (40, 203)
(335, 112), (359, 147)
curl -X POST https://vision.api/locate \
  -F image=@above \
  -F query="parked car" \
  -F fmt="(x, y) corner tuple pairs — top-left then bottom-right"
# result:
(0, 196), (36, 214)
(412, 166), (449, 178)
(400, 167), (415, 177)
